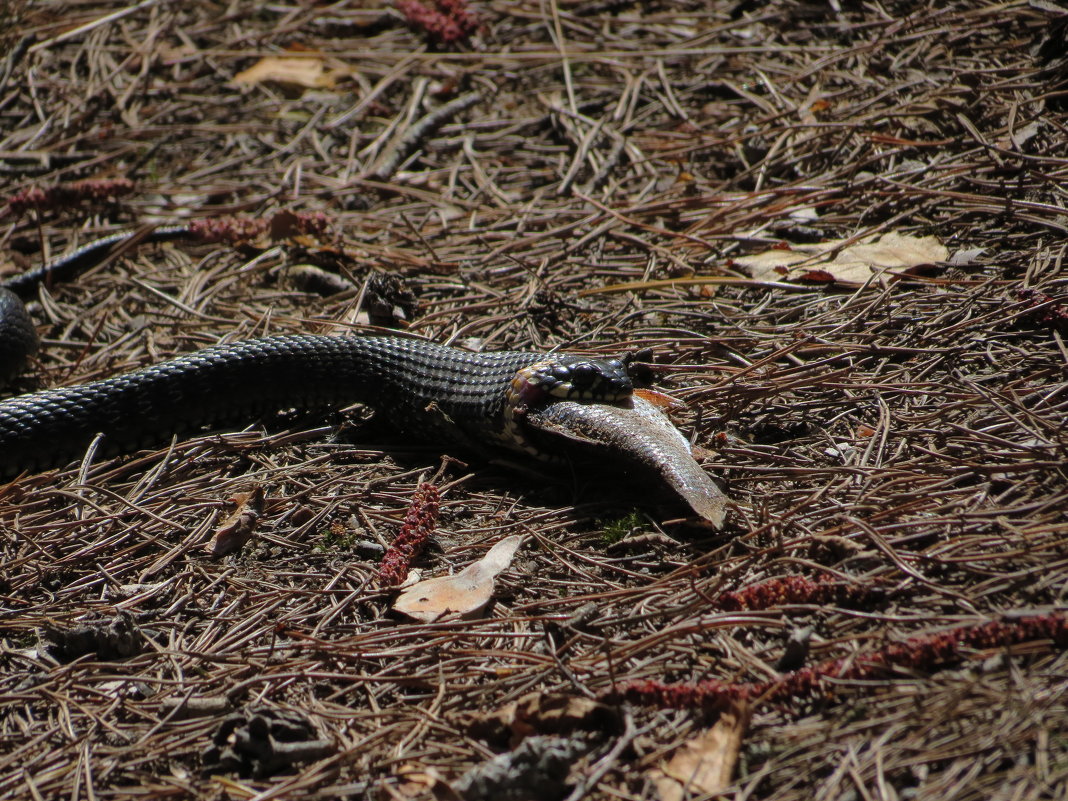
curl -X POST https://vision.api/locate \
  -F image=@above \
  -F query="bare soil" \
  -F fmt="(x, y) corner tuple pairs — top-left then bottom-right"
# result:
(1, 2), (1067, 799)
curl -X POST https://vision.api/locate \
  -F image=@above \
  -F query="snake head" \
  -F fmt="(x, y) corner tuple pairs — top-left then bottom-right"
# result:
(511, 355), (633, 411)
(502, 354), (637, 458)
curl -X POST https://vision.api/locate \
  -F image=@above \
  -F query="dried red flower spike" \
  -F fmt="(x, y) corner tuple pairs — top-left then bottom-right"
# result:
(5, 177), (135, 215)
(396, 0), (478, 46)
(716, 575), (880, 613)
(187, 211), (332, 246)
(606, 614), (1068, 713)
(378, 483), (441, 587)
(188, 216), (269, 244)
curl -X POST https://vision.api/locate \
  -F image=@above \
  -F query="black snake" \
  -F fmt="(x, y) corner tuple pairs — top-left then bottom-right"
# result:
(0, 229), (634, 477)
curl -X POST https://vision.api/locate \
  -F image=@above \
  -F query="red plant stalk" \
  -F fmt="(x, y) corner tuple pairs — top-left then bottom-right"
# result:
(378, 483), (441, 587)
(5, 178), (135, 215)
(607, 614), (1068, 713)
(715, 575), (881, 612)
(1017, 288), (1068, 333)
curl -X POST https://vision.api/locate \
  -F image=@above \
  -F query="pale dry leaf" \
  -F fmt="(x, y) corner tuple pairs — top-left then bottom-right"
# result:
(843, 232), (948, 269)
(393, 535), (524, 622)
(732, 247), (818, 278)
(949, 247), (986, 266)
(789, 205), (819, 221)
(735, 231), (949, 287)
(233, 56), (337, 89)
(204, 486), (265, 556)
(1009, 121), (1041, 150)
(649, 702), (751, 801)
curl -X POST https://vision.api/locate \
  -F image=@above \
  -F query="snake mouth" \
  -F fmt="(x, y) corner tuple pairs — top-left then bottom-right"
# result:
(509, 356), (633, 407)
(502, 355), (635, 458)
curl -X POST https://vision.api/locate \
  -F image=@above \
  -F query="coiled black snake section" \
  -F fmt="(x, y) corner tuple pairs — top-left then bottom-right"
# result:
(0, 286), (38, 387)
(0, 226), (195, 384)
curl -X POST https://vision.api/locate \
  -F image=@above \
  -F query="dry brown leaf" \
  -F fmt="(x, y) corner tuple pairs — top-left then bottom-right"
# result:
(649, 702), (751, 801)
(204, 486), (265, 556)
(233, 56), (337, 89)
(466, 692), (619, 746)
(735, 231), (949, 287)
(633, 387), (686, 412)
(390, 765), (456, 800)
(393, 535), (524, 622)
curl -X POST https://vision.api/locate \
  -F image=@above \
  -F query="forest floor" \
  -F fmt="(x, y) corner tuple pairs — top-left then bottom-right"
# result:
(1, 1), (1067, 799)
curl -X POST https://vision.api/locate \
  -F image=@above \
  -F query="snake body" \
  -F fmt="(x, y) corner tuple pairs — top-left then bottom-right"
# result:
(0, 231), (634, 476)
(0, 335), (631, 476)
(0, 286), (38, 386)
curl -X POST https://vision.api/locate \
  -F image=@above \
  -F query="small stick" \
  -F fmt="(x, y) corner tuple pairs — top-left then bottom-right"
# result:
(367, 91), (481, 182)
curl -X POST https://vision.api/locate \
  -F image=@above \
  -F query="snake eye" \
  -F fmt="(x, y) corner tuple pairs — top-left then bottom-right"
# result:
(568, 361), (598, 390)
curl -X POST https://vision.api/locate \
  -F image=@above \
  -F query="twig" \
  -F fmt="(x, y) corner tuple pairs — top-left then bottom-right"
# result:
(367, 91), (481, 181)
(28, 0), (171, 52)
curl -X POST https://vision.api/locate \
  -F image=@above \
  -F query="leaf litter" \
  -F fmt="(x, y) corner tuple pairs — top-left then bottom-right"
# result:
(233, 54), (343, 91)
(1, 2), (1067, 799)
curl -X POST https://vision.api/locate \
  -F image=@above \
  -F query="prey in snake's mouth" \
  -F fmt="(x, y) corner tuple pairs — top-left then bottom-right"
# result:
(500, 352), (729, 526)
